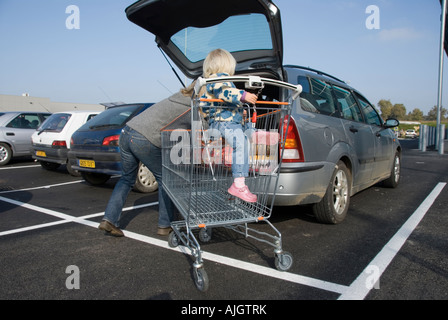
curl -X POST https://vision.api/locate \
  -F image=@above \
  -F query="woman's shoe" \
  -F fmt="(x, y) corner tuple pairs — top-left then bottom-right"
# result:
(98, 220), (124, 237)
(228, 183), (257, 203)
(157, 227), (172, 236)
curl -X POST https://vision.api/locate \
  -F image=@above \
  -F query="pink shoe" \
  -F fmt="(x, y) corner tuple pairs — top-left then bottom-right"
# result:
(228, 183), (257, 203)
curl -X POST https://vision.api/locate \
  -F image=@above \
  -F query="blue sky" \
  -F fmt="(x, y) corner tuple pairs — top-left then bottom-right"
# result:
(0, 0), (446, 115)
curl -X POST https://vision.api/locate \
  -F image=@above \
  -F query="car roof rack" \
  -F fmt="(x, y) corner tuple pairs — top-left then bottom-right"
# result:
(284, 65), (346, 84)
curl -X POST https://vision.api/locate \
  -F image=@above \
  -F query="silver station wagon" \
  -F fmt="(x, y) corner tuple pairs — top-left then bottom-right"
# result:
(126, 0), (401, 224)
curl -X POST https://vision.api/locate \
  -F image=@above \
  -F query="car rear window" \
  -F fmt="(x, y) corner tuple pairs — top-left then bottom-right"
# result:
(170, 13), (272, 63)
(39, 113), (71, 132)
(79, 104), (142, 130)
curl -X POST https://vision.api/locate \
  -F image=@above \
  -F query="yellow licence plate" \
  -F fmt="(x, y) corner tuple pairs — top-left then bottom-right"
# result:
(79, 159), (95, 168)
(36, 151), (46, 157)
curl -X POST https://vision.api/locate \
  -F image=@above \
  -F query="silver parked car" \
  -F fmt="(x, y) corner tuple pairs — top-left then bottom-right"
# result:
(126, 0), (401, 224)
(0, 111), (51, 165)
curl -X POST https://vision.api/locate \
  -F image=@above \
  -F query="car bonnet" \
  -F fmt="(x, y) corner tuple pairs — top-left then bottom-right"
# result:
(125, 0), (283, 79)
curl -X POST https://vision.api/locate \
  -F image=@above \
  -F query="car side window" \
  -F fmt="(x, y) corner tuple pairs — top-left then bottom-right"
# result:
(87, 114), (97, 121)
(297, 76), (336, 116)
(333, 86), (363, 122)
(354, 93), (382, 126)
(6, 113), (41, 129)
(42, 114), (51, 123)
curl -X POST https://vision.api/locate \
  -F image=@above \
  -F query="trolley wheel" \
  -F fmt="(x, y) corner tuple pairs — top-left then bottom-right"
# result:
(193, 267), (209, 292)
(168, 231), (179, 248)
(198, 228), (212, 243)
(275, 251), (293, 271)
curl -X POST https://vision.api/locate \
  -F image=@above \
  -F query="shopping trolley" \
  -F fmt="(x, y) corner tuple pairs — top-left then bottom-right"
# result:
(161, 75), (302, 291)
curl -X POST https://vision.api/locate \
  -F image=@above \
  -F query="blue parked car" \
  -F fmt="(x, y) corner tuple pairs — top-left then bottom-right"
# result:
(68, 103), (157, 193)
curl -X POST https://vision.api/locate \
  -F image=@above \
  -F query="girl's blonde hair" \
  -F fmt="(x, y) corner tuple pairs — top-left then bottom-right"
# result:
(181, 49), (236, 97)
(203, 48), (236, 78)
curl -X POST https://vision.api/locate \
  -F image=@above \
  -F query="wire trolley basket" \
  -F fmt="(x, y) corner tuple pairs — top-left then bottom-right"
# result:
(161, 75), (302, 291)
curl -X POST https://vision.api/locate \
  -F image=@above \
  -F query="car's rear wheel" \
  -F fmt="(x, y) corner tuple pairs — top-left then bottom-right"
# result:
(313, 160), (351, 224)
(81, 172), (111, 185)
(133, 163), (158, 193)
(0, 143), (12, 165)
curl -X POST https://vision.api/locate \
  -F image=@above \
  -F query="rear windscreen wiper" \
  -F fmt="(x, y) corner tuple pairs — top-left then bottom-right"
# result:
(89, 124), (120, 129)
(37, 128), (58, 135)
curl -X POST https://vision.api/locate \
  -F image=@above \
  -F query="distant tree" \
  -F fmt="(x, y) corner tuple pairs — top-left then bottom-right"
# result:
(408, 108), (424, 121)
(378, 99), (393, 119)
(391, 103), (406, 120)
(426, 105), (447, 121)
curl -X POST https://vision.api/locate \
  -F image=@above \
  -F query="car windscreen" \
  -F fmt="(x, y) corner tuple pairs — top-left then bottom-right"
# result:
(78, 105), (142, 131)
(170, 13), (272, 63)
(38, 113), (71, 133)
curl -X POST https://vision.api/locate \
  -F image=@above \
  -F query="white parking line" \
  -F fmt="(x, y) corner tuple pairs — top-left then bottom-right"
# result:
(338, 182), (446, 300)
(0, 180), (84, 194)
(0, 182), (445, 298)
(0, 164), (41, 170)
(0, 197), (158, 236)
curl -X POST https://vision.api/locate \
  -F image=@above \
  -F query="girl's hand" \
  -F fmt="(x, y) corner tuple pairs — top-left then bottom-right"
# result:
(242, 92), (257, 104)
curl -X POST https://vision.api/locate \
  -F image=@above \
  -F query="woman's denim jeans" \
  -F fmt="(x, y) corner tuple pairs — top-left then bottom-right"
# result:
(210, 121), (252, 178)
(103, 126), (173, 228)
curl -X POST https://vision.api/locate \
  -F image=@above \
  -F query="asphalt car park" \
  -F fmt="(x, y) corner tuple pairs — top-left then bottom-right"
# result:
(0, 139), (447, 304)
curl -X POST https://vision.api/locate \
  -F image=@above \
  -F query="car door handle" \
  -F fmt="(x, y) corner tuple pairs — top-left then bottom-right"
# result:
(349, 126), (358, 133)
(6, 132), (15, 136)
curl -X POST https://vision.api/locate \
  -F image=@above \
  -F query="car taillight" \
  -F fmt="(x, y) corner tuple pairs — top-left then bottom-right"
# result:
(102, 135), (120, 146)
(52, 140), (67, 148)
(281, 115), (304, 163)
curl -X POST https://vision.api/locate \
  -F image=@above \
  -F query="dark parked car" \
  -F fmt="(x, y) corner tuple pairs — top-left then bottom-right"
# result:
(68, 103), (158, 193)
(125, 0), (401, 224)
(0, 111), (51, 165)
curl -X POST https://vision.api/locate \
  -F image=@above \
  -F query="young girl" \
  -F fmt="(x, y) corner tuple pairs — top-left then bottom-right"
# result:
(200, 49), (258, 203)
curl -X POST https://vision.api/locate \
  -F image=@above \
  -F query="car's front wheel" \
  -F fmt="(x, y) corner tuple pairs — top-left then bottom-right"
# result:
(81, 172), (111, 185)
(382, 151), (401, 188)
(313, 160), (351, 224)
(66, 160), (81, 177)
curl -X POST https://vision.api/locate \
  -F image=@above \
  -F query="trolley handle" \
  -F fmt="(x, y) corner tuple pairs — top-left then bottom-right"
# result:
(194, 76), (303, 100)
(198, 98), (289, 105)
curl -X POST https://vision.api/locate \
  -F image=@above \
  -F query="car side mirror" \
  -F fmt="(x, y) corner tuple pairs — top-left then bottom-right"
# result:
(383, 118), (399, 128)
